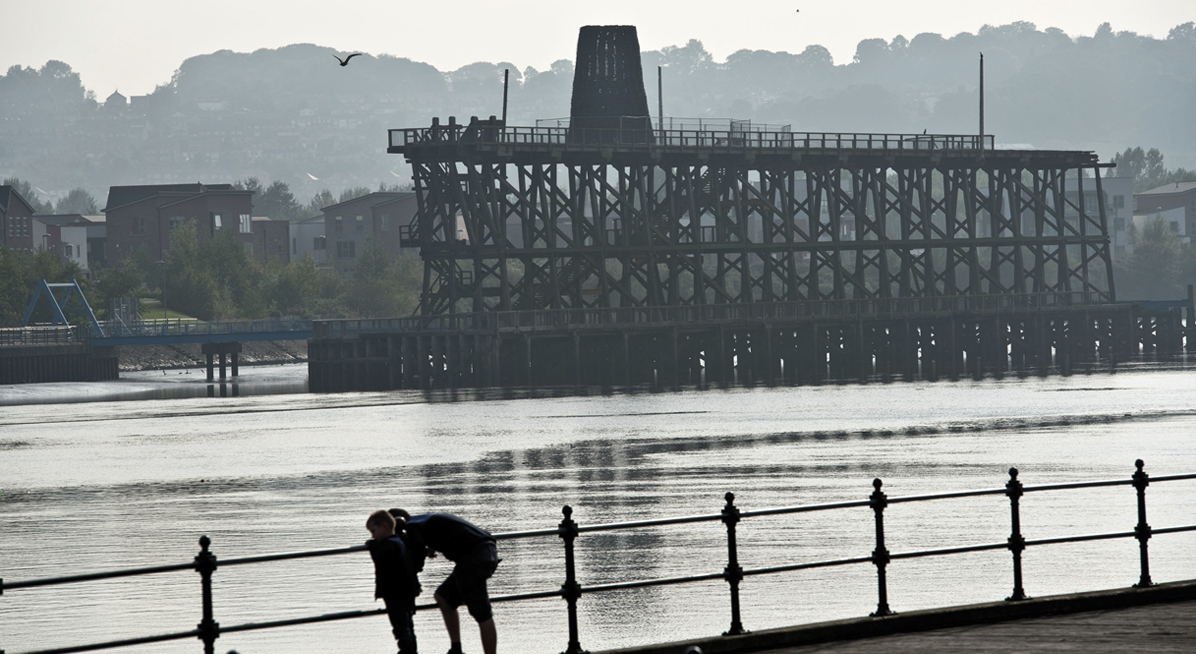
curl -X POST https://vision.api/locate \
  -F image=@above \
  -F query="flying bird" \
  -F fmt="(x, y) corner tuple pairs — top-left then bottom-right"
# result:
(333, 53), (363, 67)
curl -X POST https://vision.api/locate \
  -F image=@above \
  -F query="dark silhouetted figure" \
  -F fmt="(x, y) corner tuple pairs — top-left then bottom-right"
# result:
(334, 53), (363, 67)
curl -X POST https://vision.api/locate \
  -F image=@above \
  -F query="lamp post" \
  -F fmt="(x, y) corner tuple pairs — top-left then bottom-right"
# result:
(157, 259), (166, 322)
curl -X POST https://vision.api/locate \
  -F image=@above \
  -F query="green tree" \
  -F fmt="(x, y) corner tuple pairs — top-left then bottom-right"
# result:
(338, 186), (373, 204)
(305, 189), (336, 217)
(0, 245), (30, 326)
(1115, 217), (1183, 299)
(2, 177), (53, 213)
(93, 256), (145, 317)
(1112, 147), (1196, 192)
(54, 187), (98, 214)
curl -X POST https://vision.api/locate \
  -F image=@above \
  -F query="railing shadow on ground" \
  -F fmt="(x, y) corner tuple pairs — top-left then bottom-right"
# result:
(3, 460), (1195, 654)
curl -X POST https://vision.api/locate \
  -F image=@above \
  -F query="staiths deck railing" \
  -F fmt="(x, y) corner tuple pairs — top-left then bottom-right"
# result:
(3, 460), (1195, 654)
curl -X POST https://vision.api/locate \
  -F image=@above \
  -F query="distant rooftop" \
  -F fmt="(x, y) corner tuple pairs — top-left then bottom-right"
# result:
(1138, 180), (1196, 196)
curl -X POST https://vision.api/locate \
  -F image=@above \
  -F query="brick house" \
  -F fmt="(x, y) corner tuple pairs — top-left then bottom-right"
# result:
(0, 185), (37, 253)
(1135, 181), (1196, 238)
(103, 183), (288, 264)
(321, 192), (417, 272)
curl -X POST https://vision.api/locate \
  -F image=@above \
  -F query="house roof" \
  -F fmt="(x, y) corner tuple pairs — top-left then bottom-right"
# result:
(1138, 181), (1196, 196)
(33, 214), (96, 227)
(373, 192), (417, 209)
(0, 185), (36, 215)
(103, 183), (243, 212)
(320, 191), (411, 213)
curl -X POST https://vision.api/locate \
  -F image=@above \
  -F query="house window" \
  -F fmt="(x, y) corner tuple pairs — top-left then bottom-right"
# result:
(1114, 218), (1125, 231)
(239, 214), (251, 233)
(355, 215), (364, 233)
(213, 213), (223, 230)
(64, 243), (74, 257)
(337, 241), (356, 258)
(134, 216), (146, 235)
(334, 216), (343, 235)
(1113, 196), (1125, 209)
(381, 215), (390, 232)
(314, 235), (326, 250)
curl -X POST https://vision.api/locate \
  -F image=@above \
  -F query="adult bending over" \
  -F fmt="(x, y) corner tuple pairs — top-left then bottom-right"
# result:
(399, 511), (499, 654)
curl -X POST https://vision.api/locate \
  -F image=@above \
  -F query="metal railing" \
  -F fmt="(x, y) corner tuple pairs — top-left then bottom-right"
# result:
(390, 125), (995, 153)
(0, 326), (80, 347)
(313, 291), (1116, 339)
(3, 460), (1194, 654)
(89, 319), (313, 340)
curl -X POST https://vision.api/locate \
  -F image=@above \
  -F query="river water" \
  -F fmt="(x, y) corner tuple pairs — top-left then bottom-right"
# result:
(2, 363), (1196, 654)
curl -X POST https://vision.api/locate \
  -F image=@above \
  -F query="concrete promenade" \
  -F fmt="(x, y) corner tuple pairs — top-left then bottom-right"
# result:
(597, 580), (1196, 654)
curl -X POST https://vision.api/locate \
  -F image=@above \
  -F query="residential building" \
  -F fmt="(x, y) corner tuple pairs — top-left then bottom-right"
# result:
(31, 214), (106, 275)
(0, 185), (37, 253)
(102, 183), (288, 264)
(289, 215), (327, 265)
(1135, 180), (1196, 239)
(321, 192), (418, 272)
(1101, 176), (1134, 255)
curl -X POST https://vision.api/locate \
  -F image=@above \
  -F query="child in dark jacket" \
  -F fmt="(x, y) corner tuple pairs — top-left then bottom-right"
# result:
(367, 510), (424, 653)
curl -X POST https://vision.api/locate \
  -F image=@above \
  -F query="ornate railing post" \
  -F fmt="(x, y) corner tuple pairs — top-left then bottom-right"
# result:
(558, 506), (583, 654)
(1005, 467), (1027, 600)
(194, 535), (219, 654)
(1132, 459), (1153, 587)
(721, 492), (745, 635)
(869, 478), (892, 617)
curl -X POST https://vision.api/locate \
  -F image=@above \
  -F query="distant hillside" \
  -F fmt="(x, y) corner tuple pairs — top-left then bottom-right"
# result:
(1, 21), (1194, 204)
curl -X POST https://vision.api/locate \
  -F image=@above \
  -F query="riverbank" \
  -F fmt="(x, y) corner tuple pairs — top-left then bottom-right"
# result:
(117, 340), (307, 371)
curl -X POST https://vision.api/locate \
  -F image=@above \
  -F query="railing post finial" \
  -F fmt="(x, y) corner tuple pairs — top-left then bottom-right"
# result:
(870, 478), (893, 617)
(1132, 459), (1153, 587)
(1005, 467), (1027, 601)
(194, 535), (220, 654)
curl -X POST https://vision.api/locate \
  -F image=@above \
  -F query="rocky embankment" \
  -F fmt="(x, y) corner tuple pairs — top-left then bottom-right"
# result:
(118, 340), (307, 372)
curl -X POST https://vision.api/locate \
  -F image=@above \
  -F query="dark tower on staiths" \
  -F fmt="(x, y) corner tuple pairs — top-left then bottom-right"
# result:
(569, 25), (652, 140)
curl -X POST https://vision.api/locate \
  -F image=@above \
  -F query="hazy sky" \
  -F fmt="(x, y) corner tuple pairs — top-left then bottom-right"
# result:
(4, 0), (1193, 96)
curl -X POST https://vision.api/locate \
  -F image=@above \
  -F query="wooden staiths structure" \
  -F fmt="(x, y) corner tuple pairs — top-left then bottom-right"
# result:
(307, 26), (1165, 393)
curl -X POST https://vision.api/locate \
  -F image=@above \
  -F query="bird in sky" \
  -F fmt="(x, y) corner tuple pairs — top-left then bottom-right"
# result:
(333, 53), (363, 67)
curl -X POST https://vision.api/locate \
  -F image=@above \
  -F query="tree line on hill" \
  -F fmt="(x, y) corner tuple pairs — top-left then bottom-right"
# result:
(2, 20), (1195, 201)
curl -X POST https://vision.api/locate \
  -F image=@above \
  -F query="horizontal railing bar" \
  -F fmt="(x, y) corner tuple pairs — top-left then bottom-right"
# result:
(18, 629), (199, 654)
(1152, 524), (1196, 536)
(219, 544), (366, 567)
(738, 499), (872, 517)
(742, 555), (875, 577)
(1025, 530), (1136, 547)
(1149, 473), (1196, 483)
(215, 589), (567, 637)
(576, 512), (724, 533)
(1022, 478), (1133, 492)
(582, 571), (727, 593)
(886, 488), (1009, 504)
(218, 607), (386, 635)
(889, 542), (1009, 560)
(493, 527), (563, 540)
(3, 562), (195, 590)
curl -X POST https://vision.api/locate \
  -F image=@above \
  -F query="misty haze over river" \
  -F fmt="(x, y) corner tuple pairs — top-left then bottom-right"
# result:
(3, 364), (1196, 653)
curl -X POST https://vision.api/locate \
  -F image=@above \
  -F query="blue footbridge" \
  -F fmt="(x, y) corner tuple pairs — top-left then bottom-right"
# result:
(2, 279), (312, 383)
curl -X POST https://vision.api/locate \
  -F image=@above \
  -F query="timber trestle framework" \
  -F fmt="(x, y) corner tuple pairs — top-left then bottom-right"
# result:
(392, 125), (1115, 315)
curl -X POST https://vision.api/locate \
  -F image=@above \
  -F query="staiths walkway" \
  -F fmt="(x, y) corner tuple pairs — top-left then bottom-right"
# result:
(597, 580), (1196, 654)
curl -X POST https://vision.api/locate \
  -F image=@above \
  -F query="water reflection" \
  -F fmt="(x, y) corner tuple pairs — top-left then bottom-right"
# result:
(4, 370), (1196, 654)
